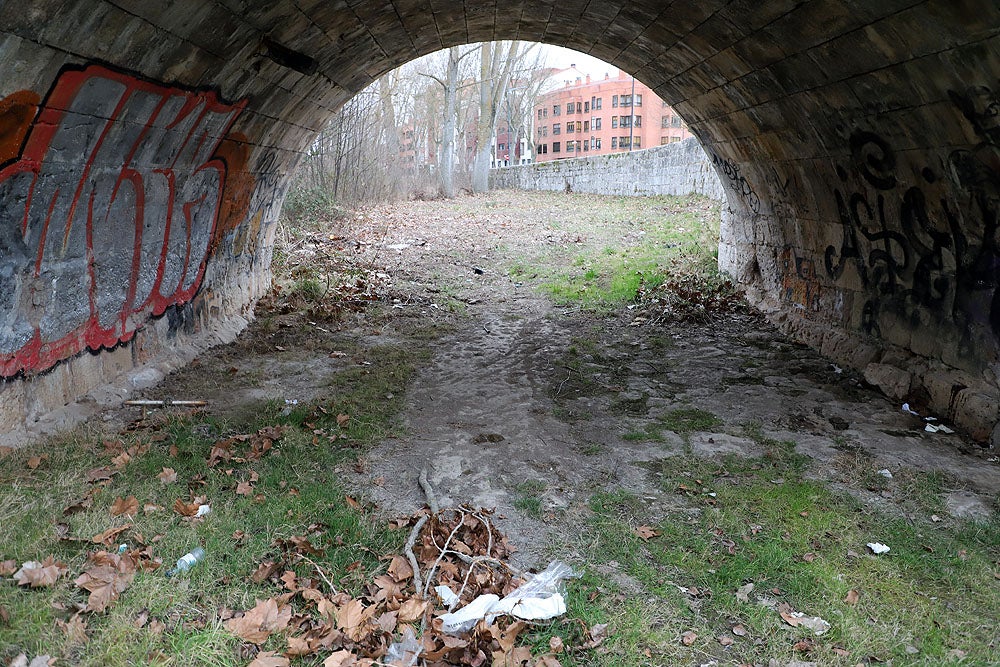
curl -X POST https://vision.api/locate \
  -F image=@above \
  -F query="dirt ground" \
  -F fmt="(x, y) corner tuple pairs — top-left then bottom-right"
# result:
(136, 190), (998, 572)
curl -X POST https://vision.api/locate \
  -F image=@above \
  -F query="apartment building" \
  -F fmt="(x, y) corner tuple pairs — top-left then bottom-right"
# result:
(533, 69), (691, 162)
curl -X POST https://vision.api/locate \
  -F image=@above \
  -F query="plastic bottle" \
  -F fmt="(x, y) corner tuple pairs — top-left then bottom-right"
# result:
(166, 547), (206, 577)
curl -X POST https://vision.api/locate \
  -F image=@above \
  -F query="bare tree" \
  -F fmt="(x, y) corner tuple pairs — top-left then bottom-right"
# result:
(471, 41), (526, 193)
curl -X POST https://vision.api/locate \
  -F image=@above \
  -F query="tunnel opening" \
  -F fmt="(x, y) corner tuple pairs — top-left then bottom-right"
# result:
(2, 3), (1000, 663)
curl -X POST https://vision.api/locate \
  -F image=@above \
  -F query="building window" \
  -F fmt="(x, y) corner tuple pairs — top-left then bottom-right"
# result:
(576, 121), (582, 132)
(595, 97), (602, 110)
(670, 136), (681, 143)
(661, 136), (668, 145)
(497, 143), (505, 151)
(661, 115), (670, 128)
(576, 101), (582, 113)
(672, 115), (682, 128)
(612, 95), (618, 108)
(612, 116), (618, 128)
(634, 115), (641, 127)
(543, 108), (548, 118)
(634, 137), (641, 148)
(553, 142), (561, 153)
(553, 123), (561, 135)
(537, 109), (543, 120)
(567, 141), (575, 152)
(537, 143), (543, 153)
(635, 94), (642, 107)
(594, 138), (601, 150)
(583, 140), (589, 151)
(542, 126), (548, 137)
(611, 137), (617, 148)
(566, 122), (575, 133)
(566, 102), (574, 114)
(584, 101), (590, 112)
(583, 120), (589, 132)
(553, 104), (560, 116)
(620, 115), (631, 128)
(593, 117), (602, 130)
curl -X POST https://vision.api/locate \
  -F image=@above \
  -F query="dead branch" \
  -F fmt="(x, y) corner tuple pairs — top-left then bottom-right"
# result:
(404, 514), (428, 596)
(419, 467), (440, 515)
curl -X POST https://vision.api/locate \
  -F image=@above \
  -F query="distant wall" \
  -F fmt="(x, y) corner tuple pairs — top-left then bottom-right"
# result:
(489, 138), (725, 200)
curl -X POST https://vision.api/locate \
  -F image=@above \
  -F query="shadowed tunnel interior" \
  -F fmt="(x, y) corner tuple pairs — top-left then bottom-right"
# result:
(0, 1), (998, 445)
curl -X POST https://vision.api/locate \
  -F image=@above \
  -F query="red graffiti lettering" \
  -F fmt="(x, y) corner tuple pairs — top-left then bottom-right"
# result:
(0, 65), (246, 376)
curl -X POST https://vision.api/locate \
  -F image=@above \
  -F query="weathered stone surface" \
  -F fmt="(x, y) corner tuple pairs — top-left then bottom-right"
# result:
(864, 363), (913, 401)
(490, 138), (725, 200)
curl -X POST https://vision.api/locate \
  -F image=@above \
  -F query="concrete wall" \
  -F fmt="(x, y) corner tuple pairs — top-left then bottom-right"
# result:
(490, 138), (725, 200)
(1, 1), (998, 447)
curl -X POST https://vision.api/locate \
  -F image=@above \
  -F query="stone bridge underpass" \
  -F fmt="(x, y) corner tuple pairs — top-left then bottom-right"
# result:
(0, 1), (998, 450)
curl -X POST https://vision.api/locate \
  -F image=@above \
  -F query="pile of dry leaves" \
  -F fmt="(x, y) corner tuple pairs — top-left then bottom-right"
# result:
(225, 505), (606, 666)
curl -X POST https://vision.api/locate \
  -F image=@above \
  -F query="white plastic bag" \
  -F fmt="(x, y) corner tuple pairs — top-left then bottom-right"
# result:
(439, 560), (579, 634)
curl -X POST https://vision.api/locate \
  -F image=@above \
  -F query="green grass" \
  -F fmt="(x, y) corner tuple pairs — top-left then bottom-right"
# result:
(658, 407), (722, 436)
(0, 343), (423, 665)
(526, 450), (1000, 666)
(502, 193), (723, 312)
(512, 480), (547, 518)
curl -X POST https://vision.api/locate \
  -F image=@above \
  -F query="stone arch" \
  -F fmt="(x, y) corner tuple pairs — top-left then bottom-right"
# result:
(0, 1), (997, 443)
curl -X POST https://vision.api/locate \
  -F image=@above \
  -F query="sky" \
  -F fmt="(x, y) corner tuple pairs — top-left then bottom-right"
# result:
(536, 44), (619, 79)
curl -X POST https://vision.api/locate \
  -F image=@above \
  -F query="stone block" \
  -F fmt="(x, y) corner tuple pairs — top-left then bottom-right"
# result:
(864, 362), (912, 400)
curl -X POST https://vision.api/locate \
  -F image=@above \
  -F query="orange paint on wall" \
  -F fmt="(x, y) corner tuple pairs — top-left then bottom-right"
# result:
(212, 132), (255, 247)
(0, 90), (41, 165)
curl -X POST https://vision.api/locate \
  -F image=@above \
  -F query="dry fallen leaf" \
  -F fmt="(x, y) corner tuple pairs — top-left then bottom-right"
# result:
(802, 552), (816, 563)
(717, 634), (735, 646)
(322, 651), (356, 667)
(172, 499), (201, 517)
(157, 468), (177, 484)
(681, 630), (698, 646)
(396, 597), (427, 623)
(26, 454), (48, 470)
(13, 557), (67, 588)
(732, 624), (747, 636)
(74, 552), (137, 612)
(549, 635), (565, 653)
(0, 560), (16, 576)
(844, 589), (860, 605)
(110, 496), (139, 517)
(92, 524), (131, 545)
(635, 525), (662, 541)
(56, 614), (88, 644)
(224, 598), (292, 644)
(345, 495), (362, 511)
(111, 451), (131, 468)
(236, 481), (254, 496)
(336, 413), (350, 427)
(247, 652), (290, 667)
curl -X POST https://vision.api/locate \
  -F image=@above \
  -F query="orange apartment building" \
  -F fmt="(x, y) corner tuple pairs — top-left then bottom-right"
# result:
(533, 69), (691, 162)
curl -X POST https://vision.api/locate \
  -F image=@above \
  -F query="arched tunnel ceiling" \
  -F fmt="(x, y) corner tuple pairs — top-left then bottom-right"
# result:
(0, 1), (998, 442)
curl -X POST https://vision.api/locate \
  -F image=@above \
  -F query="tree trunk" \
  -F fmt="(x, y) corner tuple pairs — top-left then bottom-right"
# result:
(471, 41), (520, 194)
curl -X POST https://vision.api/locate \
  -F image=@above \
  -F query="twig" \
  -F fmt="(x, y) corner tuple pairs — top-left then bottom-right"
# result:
(423, 510), (466, 597)
(298, 555), (339, 595)
(405, 515), (429, 596)
(419, 468), (440, 515)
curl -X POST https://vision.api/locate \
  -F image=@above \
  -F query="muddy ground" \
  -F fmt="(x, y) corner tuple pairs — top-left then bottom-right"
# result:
(134, 190), (998, 570)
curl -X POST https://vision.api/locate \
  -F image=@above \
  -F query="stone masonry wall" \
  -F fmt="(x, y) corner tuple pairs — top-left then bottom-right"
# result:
(490, 138), (725, 200)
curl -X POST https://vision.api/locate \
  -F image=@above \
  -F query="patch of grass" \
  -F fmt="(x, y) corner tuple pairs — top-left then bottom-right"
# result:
(506, 194), (723, 313)
(658, 407), (722, 436)
(0, 340), (425, 664)
(512, 480), (547, 518)
(565, 452), (1000, 665)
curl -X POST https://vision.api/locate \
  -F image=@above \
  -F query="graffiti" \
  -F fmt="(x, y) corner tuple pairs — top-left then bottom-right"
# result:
(824, 85), (1000, 340)
(0, 64), (246, 377)
(781, 247), (821, 311)
(710, 151), (761, 214)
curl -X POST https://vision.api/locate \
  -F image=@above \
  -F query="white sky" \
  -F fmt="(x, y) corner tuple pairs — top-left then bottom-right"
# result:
(536, 44), (619, 79)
